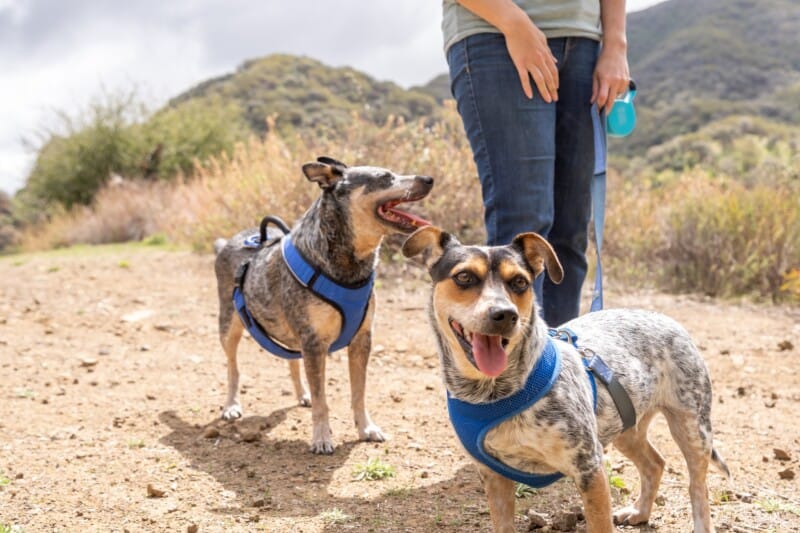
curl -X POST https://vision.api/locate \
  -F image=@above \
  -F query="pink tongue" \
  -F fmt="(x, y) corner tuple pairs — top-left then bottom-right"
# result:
(472, 333), (507, 377)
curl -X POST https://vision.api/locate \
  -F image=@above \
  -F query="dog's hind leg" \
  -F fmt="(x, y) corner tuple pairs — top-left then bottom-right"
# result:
(477, 464), (516, 533)
(347, 325), (385, 442)
(664, 408), (715, 533)
(288, 359), (311, 407)
(220, 316), (245, 420)
(612, 411), (665, 526)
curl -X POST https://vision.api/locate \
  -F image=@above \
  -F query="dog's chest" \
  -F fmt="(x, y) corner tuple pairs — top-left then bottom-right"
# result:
(482, 410), (569, 475)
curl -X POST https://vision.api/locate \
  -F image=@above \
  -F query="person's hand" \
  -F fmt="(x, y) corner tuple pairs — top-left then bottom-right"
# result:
(592, 44), (629, 114)
(502, 16), (559, 102)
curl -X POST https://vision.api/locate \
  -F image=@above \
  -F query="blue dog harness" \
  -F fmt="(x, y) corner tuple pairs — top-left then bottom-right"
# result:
(232, 223), (374, 359)
(447, 331), (636, 488)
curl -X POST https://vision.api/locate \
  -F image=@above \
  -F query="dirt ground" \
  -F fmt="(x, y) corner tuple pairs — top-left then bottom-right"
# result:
(1, 245), (799, 532)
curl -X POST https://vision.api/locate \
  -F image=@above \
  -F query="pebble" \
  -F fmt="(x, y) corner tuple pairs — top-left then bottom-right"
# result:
(779, 468), (795, 480)
(187, 525), (198, 533)
(551, 510), (578, 531)
(241, 430), (260, 443)
(79, 357), (98, 368)
(773, 448), (791, 461)
(527, 510), (547, 529)
(202, 427), (220, 439)
(146, 484), (166, 498)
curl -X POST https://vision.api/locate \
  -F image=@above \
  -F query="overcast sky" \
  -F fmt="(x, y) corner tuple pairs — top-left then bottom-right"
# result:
(0, 0), (666, 195)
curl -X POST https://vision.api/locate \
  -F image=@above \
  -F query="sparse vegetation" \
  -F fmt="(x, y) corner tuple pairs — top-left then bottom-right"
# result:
(352, 457), (396, 481)
(319, 508), (352, 525)
(515, 482), (536, 498)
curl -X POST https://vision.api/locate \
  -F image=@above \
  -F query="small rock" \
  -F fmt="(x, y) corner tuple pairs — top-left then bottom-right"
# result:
(777, 340), (794, 351)
(252, 498), (266, 508)
(241, 430), (260, 443)
(736, 386), (747, 397)
(146, 394), (156, 400)
(202, 427), (220, 439)
(527, 509), (547, 529)
(147, 483), (166, 498)
(735, 492), (753, 503)
(140, 345), (150, 352)
(425, 385), (435, 391)
(774, 448), (791, 461)
(79, 357), (98, 368)
(551, 511), (578, 531)
(15, 473), (23, 479)
(187, 525), (198, 533)
(779, 468), (795, 480)
(655, 495), (666, 506)
(420, 471), (429, 478)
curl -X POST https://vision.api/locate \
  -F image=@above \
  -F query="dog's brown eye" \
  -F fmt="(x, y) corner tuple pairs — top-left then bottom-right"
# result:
(453, 271), (477, 287)
(509, 275), (530, 292)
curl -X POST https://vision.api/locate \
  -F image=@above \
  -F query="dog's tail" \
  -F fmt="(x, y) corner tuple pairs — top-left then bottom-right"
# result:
(711, 447), (731, 480)
(213, 238), (227, 255)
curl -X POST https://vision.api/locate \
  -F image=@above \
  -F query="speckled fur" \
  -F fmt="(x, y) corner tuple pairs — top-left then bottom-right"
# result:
(215, 157), (433, 454)
(403, 227), (730, 533)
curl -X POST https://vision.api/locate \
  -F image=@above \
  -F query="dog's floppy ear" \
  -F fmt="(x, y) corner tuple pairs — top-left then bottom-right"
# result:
(402, 226), (457, 270)
(302, 156), (347, 189)
(512, 232), (564, 283)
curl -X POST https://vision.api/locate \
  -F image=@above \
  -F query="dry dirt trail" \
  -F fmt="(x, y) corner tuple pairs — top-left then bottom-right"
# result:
(1, 246), (799, 532)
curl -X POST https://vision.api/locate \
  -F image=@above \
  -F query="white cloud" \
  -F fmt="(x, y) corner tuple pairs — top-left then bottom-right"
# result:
(0, 0), (666, 194)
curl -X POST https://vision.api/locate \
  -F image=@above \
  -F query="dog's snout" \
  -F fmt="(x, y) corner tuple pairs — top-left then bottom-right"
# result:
(489, 306), (518, 328)
(416, 175), (434, 186)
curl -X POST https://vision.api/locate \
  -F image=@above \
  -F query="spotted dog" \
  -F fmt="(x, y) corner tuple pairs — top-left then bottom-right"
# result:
(403, 226), (730, 533)
(214, 157), (433, 454)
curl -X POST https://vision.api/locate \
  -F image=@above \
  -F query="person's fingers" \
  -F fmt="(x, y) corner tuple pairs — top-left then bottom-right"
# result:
(530, 66), (552, 103)
(595, 80), (612, 113)
(539, 60), (559, 101)
(515, 64), (533, 99)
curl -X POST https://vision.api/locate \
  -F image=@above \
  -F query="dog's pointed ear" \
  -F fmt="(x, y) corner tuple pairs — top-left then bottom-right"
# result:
(402, 226), (457, 270)
(512, 233), (563, 283)
(302, 156), (347, 189)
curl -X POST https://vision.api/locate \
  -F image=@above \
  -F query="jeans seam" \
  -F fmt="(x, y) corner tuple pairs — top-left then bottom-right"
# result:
(462, 38), (497, 243)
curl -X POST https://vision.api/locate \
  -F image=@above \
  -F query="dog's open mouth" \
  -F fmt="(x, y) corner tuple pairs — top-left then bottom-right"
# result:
(450, 319), (510, 378)
(377, 196), (430, 232)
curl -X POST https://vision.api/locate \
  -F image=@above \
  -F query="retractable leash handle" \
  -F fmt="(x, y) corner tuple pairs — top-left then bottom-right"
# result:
(606, 80), (637, 138)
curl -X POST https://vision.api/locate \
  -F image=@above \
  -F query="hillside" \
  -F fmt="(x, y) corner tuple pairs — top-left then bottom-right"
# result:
(169, 54), (440, 135)
(618, 0), (800, 153)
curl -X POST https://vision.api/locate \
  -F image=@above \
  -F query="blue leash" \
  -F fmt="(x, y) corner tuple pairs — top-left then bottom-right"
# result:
(591, 104), (606, 312)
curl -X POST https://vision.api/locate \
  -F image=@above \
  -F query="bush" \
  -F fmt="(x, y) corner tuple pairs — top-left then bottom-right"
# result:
(15, 90), (248, 218)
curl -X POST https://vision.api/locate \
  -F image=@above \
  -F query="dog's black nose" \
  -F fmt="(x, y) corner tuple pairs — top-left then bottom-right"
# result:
(489, 306), (518, 328)
(416, 175), (434, 186)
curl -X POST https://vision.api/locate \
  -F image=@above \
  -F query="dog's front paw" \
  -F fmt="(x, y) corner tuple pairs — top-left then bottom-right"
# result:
(221, 403), (243, 421)
(613, 506), (650, 526)
(358, 423), (386, 442)
(309, 425), (335, 454)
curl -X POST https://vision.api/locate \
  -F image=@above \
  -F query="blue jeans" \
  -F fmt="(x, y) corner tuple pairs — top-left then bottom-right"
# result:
(447, 34), (599, 326)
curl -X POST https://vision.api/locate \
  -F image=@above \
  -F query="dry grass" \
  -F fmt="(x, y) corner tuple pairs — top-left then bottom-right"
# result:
(15, 106), (800, 301)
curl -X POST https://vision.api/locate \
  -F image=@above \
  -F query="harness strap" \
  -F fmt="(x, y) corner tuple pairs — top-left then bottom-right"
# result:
(447, 339), (565, 488)
(550, 327), (636, 431)
(583, 352), (637, 431)
(233, 261), (302, 359)
(232, 234), (374, 360)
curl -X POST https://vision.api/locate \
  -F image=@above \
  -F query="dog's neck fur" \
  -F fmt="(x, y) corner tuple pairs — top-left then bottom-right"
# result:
(291, 193), (379, 285)
(436, 307), (550, 404)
